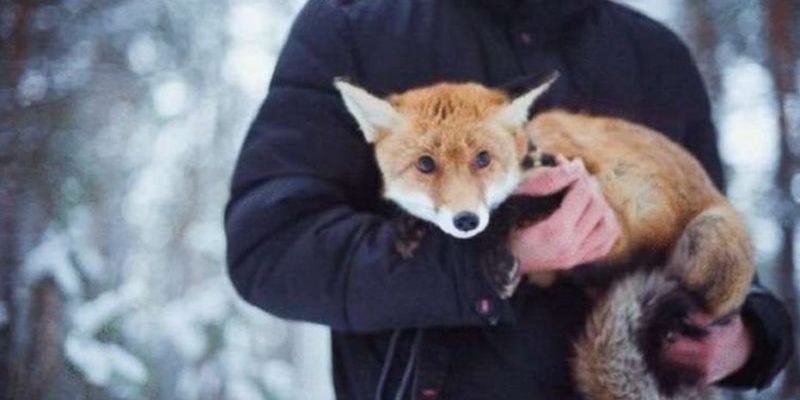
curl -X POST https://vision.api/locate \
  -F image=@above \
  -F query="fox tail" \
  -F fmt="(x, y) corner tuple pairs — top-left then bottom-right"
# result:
(572, 271), (724, 400)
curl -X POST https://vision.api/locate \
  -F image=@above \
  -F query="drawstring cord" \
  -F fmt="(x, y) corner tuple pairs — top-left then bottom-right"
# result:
(375, 330), (403, 400)
(374, 329), (424, 400)
(395, 330), (423, 400)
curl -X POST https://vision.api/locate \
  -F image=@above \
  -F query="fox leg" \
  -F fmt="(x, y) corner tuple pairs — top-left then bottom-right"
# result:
(495, 192), (566, 287)
(666, 204), (755, 320)
(392, 214), (429, 259)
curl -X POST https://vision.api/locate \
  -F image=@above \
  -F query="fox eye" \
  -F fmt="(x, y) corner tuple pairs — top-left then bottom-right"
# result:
(416, 155), (437, 174)
(474, 151), (491, 169)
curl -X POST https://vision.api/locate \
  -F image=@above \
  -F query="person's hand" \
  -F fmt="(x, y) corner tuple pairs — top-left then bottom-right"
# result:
(510, 156), (620, 273)
(664, 313), (753, 384)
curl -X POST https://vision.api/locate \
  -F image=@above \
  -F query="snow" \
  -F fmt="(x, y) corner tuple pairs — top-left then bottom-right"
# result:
(9, 0), (325, 395)
(261, 360), (294, 400)
(223, 44), (274, 98)
(152, 79), (189, 117)
(718, 57), (780, 170)
(159, 281), (231, 361)
(227, 2), (274, 40)
(23, 230), (82, 297)
(72, 280), (144, 336)
(228, 379), (264, 400)
(127, 33), (159, 75)
(291, 324), (334, 400)
(16, 69), (48, 106)
(66, 336), (148, 387)
(616, 0), (677, 25)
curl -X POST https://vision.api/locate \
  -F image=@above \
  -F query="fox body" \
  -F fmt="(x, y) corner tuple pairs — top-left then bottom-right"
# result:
(335, 77), (754, 399)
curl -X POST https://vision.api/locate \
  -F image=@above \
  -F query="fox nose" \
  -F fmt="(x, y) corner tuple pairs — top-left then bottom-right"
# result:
(453, 212), (480, 232)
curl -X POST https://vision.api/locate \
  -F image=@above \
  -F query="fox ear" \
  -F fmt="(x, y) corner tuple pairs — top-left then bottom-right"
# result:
(334, 79), (403, 143)
(494, 72), (559, 128)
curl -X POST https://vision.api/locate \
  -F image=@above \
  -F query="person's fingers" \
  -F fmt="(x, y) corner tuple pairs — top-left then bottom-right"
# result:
(514, 159), (585, 196)
(588, 211), (621, 259)
(686, 313), (716, 328)
(577, 217), (613, 263)
(665, 337), (708, 363)
(660, 306), (749, 385)
(581, 203), (621, 263)
(549, 175), (594, 230)
(588, 176), (606, 202)
(513, 185), (591, 270)
(574, 203), (604, 244)
(573, 179), (607, 239)
(515, 164), (581, 196)
(574, 178), (620, 262)
(595, 226), (619, 259)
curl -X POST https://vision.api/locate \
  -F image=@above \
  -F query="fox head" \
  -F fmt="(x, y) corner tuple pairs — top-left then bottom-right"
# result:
(335, 75), (557, 238)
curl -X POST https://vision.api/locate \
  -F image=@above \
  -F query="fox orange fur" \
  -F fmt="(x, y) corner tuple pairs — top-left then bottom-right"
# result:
(335, 75), (754, 400)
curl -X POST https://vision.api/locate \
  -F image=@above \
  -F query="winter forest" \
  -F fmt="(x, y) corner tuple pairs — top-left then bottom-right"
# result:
(0, 0), (798, 399)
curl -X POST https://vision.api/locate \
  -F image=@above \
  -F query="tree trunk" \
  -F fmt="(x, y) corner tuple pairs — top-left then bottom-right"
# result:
(682, 0), (721, 101)
(763, 0), (800, 397)
(0, 183), (21, 400)
(1, 2), (68, 399)
(16, 278), (65, 400)
(0, 0), (34, 396)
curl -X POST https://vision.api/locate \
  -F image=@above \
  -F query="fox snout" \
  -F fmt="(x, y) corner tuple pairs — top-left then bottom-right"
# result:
(453, 212), (480, 232)
(436, 206), (490, 239)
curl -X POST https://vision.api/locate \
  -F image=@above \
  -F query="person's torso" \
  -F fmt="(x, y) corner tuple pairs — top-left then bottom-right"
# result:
(332, 281), (591, 400)
(330, 0), (697, 398)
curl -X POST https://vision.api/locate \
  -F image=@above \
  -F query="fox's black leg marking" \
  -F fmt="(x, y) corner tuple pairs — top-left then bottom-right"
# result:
(471, 190), (565, 297)
(393, 215), (428, 259)
(520, 155), (535, 169)
(495, 192), (565, 228)
(482, 193), (565, 248)
(520, 145), (557, 171)
(538, 153), (556, 167)
(638, 285), (708, 396)
(478, 238), (521, 299)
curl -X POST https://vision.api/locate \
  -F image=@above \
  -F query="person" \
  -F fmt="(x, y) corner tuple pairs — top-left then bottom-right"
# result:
(224, 0), (794, 398)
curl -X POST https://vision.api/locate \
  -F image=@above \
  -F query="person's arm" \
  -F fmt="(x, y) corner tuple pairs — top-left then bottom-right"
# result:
(225, 0), (512, 333)
(671, 39), (794, 389)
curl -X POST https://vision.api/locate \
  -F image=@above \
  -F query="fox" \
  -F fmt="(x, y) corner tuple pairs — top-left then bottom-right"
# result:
(334, 74), (754, 400)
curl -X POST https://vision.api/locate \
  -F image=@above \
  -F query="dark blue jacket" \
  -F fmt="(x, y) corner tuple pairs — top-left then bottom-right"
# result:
(225, 0), (793, 398)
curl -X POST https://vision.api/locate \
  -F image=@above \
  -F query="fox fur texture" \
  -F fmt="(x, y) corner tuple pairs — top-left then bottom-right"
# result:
(574, 271), (725, 400)
(334, 74), (755, 400)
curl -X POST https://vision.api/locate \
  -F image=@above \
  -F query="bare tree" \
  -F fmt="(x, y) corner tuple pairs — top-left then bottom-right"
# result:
(682, 0), (722, 101)
(1, 1), (70, 398)
(762, 0), (800, 397)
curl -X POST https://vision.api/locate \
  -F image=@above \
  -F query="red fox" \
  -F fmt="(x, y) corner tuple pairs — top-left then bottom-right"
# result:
(335, 75), (754, 400)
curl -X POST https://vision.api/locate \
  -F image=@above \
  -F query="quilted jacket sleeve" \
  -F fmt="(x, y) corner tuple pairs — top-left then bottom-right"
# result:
(224, 0), (512, 333)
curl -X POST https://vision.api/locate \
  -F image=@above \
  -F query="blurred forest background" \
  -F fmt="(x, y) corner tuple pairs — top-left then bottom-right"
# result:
(0, 0), (797, 399)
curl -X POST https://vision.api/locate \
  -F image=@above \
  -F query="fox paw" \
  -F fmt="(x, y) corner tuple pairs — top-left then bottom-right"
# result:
(640, 284), (709, 395)
(393, 215), (428, 259)
(479, 241), (522, 299)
